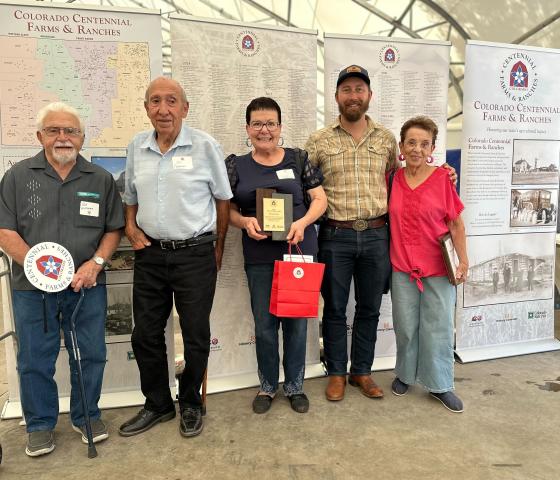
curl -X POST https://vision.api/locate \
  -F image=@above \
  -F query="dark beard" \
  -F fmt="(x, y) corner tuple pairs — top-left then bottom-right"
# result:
(338, 100), (369, 122)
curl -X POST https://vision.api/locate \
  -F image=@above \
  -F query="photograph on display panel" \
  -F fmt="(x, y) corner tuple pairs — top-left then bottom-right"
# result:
(511, 139), (559, 185)
(91, 156), (127, 199)
(105, 248), (134, 284)
(463, 232), (555, 308)
(510, 188), (558, 227)
(105, 284), (134, 343)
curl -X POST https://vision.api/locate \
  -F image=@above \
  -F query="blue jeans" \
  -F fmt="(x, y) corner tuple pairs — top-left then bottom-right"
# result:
(13, 287), (107, 432)
(318, 224), (391, 375)
(244, 263), (307, 396)
(390, 272), (456, 392)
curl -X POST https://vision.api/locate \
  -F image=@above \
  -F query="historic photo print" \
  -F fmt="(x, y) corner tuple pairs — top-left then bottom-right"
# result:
(105, 284), (133, 343)
(463, 232), (555, 308)
(510, 188), (558, 227)
(105, 249), (134, 285)
(511, 139), (559, 185)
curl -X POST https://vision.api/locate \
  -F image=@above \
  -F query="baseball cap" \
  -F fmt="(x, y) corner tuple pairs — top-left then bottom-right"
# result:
(336, 65), (370, 87)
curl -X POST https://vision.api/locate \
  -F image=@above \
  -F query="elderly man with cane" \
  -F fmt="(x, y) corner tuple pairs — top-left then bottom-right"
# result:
(0, 102), (123, 457)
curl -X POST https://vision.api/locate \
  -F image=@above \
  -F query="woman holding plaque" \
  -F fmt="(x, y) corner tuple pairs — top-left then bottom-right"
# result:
(225, 97), (327, 414)
(388, 116), (468, 413)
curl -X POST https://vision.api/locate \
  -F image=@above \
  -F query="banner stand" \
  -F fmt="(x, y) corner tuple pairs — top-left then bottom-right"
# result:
(456, 338), (560, 364)
(371, 356), (397, 371)
(457, 40), (560, 363)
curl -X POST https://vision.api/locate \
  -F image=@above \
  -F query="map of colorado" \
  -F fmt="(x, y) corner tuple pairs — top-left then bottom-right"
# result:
(0, 36), (151, 147)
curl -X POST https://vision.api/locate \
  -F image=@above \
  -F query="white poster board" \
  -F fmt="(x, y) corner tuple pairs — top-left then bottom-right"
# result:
(170, 15), (323, 392)
(0, 0), (165, 418)
(170, 14), (317, 156)
(457, 40), (560, 362)
(324, 34), (451, 370)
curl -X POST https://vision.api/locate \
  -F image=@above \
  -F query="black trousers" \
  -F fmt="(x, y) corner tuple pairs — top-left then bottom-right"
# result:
(131, 242), (217, 412)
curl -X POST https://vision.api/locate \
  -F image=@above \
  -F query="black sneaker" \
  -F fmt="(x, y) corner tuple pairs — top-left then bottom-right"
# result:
(430, 391), (464, 413)
(179, 407), (203, 437)
(391, 378), (409, 396)
(288, 394), (309, 413)
(252, 394), (273, 414)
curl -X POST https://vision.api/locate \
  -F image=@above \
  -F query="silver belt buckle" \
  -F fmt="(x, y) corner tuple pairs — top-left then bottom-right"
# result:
(352, 219), (368, 231)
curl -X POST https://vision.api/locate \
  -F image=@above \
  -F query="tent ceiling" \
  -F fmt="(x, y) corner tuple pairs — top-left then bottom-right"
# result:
(59, 0), (560, 127)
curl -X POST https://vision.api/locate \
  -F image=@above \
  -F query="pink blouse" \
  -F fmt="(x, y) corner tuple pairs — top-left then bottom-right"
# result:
(388, 167), (464, 291)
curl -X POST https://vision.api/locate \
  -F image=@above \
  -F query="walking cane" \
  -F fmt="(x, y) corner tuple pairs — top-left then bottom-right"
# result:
(69, 288), (97, 458)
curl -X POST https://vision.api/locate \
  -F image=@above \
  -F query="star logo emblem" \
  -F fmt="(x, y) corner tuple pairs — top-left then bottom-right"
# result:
(511, 66), (527, 87)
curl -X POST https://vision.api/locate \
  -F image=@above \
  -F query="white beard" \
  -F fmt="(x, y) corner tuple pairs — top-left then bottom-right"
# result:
(52, 146), (78, 165)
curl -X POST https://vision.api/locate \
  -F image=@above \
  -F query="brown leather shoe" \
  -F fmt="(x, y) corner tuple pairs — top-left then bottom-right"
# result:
(325, 375), (346, 401)
(348, 374), (384, 398)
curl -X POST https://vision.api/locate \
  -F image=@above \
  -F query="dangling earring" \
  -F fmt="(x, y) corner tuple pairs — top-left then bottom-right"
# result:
(246, 138), (252, 148)
(277, 137), (284, 147)
(398, 153), (405, 161)
(426, 155), (434, 164)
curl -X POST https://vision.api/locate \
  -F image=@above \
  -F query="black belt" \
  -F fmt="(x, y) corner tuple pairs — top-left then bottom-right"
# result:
(147, 232), (217, 250)
(326, 216), (386, 231)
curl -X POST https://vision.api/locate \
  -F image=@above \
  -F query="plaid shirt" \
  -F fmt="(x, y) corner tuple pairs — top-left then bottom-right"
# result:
(305, 116), (398, 221)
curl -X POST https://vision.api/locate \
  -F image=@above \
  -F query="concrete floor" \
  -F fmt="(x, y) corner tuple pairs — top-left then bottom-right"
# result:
(0, 323), (559, 480)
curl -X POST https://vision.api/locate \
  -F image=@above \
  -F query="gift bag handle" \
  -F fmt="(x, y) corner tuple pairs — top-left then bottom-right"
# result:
(287, 243), (307, 262)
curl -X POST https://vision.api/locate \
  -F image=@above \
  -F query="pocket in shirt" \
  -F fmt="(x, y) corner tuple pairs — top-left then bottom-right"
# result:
(324, 147), (345, 175)
(74, 201), (103, 229)
(366, 145), (390, 173)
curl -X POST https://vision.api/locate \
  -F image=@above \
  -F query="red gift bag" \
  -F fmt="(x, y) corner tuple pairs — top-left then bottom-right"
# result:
(269, 245), (325, 318)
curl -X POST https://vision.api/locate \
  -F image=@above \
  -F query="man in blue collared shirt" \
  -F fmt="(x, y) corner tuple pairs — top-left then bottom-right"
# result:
(119, 77), (232, 438)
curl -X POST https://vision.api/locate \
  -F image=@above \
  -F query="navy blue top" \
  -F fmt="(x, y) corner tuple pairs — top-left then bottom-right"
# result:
(226, 148), (323, 264)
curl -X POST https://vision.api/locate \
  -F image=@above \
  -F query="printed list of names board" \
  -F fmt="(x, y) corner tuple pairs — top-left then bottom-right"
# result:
(171, 17), (317, 156)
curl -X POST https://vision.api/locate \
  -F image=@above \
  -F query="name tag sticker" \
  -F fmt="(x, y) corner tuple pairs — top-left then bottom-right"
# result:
(80, 201), (99, 217)
(172, 156), (193, 170)
(276, 169), (295, 180)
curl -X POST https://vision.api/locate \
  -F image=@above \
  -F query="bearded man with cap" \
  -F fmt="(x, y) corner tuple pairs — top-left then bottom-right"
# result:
(304, 65), (397, 402)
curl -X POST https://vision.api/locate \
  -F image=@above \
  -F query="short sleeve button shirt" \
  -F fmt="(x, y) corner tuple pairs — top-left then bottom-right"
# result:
(0, 151), (125, 290)
(123, 123), (233, 240)
(305, 116), (397, 220)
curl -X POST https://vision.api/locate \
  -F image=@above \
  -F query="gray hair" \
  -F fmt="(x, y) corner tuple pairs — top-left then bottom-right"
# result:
(144, 76), (188, 104)
(36, 102), (85, 133)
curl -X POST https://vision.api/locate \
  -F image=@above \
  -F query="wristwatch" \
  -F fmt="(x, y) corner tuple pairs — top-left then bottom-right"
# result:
(92, 255), (108, 268)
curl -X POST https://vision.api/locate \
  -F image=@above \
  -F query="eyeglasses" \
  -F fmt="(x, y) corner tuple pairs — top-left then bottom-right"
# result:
(404, 140), (433, 150)
(42, 127), (82, 137)
(249, 121), (280, 131)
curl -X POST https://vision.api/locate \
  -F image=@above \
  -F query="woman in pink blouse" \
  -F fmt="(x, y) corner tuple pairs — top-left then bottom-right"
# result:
(388, 116), (468, 413)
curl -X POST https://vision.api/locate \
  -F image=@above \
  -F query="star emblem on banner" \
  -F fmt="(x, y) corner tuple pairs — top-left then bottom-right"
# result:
(40, 256), (61, 276)
(244, 38), (253, 49)
(511, 66), (527, 87)
(386, 52), (393, 60)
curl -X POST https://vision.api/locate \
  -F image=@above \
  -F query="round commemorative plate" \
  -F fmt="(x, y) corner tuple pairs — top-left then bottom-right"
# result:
(23, 242), (74, 292)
